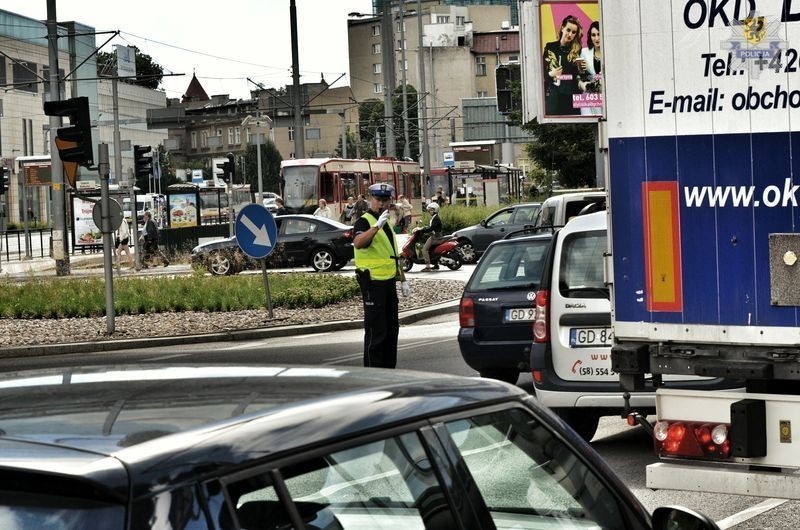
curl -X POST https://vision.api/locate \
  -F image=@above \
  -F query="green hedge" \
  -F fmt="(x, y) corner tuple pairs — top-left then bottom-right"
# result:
(0, 273), (360, 319)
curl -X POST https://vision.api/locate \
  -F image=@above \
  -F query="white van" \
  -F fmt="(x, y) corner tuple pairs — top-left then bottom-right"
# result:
(531, 190), (605, 231)
(531, 211), (736, 441)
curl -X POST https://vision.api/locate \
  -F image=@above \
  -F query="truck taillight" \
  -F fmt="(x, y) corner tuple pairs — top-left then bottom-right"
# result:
(532, 290), (549, 343)
(654, 420), (731, 460)
(459, 297), (475, 327)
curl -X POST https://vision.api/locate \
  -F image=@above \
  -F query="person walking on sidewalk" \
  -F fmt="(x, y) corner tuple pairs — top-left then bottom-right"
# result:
(353, 183), (410, 368)
(115, 218), (134, 269)
(140, 211), (169, 268)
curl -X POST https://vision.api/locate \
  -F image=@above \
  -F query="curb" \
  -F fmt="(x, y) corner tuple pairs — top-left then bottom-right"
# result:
(0, 299), (460, 359)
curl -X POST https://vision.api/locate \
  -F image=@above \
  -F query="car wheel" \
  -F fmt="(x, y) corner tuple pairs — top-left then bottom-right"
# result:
(554, 409), (601, 442)
(310, 247), (335, 272)
(459, 241), (477, 263)
(400, 256), (413, 272)
(478, 368), (519, 385)
(209, 251), (233, 276)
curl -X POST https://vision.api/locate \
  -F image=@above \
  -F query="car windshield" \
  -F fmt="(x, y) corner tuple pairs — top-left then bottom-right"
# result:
(467, 239), (551, 291)
(559, 230), (607, 298)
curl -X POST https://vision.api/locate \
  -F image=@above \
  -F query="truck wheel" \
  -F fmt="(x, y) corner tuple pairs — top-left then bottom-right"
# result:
(555, 409), (601, 442)
(479, 368), (519, 385)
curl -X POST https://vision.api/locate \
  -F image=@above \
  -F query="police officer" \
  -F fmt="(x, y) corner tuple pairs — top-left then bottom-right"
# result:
(353, 183), (411, 368)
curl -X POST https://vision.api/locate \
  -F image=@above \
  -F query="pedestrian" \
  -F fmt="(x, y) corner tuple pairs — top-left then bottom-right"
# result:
(274, 197), (287, 216)
(397, 194), (412, 232)
(115, 218), (134, 269)
(313, 198), (333, 219)
(434, 186), (446, 207)
(340, 196), (356, 224)
(353, 183), (411, 368)
(352, 194), (368, 220)
(140, 211), (169, 268)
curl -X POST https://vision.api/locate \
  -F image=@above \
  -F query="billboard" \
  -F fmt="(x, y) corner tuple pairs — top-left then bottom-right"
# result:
(520, 0), (602, 123)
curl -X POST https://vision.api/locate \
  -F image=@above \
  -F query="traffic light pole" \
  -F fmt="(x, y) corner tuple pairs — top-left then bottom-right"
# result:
(98, 143), (116, 334)
(113, 78), (140, 270)
(46, 0), (70, 275)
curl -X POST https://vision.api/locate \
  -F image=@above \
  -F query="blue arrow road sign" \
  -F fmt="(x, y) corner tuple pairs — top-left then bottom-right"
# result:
(235, 204), (277, 259)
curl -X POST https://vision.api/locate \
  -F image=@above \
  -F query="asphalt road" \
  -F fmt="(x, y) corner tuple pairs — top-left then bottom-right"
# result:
(2, 311), (797, 529)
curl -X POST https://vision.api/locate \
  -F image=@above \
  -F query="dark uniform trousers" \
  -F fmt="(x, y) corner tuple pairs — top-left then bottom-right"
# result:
(359, 277), (399, 368)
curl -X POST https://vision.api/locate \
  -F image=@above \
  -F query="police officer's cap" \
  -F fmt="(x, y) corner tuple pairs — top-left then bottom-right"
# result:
(368, 183), (395, 198)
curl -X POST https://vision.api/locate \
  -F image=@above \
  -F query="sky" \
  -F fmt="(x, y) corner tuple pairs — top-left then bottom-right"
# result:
(4, 0), (374, 100)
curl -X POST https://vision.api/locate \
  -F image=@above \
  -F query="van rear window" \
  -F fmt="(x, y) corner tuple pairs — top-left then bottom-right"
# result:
(559, 231), (607, 297)
(467, 240), (551, 290)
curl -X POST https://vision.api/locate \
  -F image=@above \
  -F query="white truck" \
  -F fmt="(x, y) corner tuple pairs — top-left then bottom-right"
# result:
(602, 0), (800, 497)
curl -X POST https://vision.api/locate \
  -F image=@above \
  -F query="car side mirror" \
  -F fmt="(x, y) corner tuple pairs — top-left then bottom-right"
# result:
(480, 219), (487, 227)
(652, 507), (720, 530)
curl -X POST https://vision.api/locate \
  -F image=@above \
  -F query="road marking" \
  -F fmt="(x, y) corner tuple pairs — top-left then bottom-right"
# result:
(145, 353), (191, 361)
(221, 333), (335, 351)
(716, 498), (788, 529)
(324, 336), (455, 365)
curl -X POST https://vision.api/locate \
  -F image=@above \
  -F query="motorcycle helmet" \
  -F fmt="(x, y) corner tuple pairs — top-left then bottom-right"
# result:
(427, 202), (440, 213)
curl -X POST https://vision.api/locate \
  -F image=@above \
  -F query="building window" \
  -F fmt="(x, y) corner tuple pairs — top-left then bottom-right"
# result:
(191, 131), (197, 149)
(398, 60), (407, 72)
(396, 21), (406, 32)
(13, 60), (38, 93)
(477, 91), (488, 98)
(374, 83), (383, 94)
(476, 56), (487, 76)
(228, 127), (234, 144)
(373, 63), (382, 74)
(0, 58), (5, 87)
(42, 66), (64, 96)
(216, 128), (223, 138)
(372, 24), (380, 36)
(456, 15), (465, 26)
(436, 15), (450, 23)
(306, 128), (321, 140)
(372, 43), (381, 54)
(396, 39), (407, 51)
(201, 131), (209, 148)
(288, 127), (294, 142)
(234, 127), (241, 144)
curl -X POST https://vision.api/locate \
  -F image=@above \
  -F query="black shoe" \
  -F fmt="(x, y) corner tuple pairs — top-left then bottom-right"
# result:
(433, 264), (440, 270)
(163, 261), (170, 267)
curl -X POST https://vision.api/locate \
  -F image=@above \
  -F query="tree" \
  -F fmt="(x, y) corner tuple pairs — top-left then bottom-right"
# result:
(96, 49), (164, 89)
(392, 84), (419, 160)
(524, 123), (595, 189)
(333, 127), (359, 158)
(243, 140), (283, 194)
(357, 100), (384, 159)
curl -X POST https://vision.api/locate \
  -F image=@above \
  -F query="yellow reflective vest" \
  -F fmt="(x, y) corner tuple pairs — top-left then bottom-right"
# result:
(354, 212), (399, 280)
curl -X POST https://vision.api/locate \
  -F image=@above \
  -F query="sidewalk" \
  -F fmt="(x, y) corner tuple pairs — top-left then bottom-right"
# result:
(0, 253), (105, 276)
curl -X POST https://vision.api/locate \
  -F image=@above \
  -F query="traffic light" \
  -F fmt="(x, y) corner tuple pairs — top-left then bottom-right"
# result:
(43, 96), (93, 167)
(0, 166), (9, 196)
(133, 145), (153, 180)
(216, 152), (236, 183)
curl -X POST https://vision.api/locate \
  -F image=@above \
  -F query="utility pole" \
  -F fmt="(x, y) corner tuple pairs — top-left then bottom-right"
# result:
(46, 0), (69, 275)
(290, 0), (305, 159)
(399, 1), (411, 160)
(98, 143), (115, 334)
(417, 0), (431, 193)
(382, 2), (396, 157)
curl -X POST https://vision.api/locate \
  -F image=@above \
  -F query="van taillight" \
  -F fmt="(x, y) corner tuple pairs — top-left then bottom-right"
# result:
(532, 290), (549, 343)
(459, 297), (475, 327)
(654, 420), (731, 460)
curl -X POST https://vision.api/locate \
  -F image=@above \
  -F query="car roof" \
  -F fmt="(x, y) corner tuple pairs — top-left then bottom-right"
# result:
(562, 210), (607, 232)
(0, 364), (526, 499)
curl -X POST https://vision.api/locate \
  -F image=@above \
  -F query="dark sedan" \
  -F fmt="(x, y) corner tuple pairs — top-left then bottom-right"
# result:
(452, 202), (541, 263)
(0, 363), (718, 530)
(191, 214), (353, 274)
(459, 232), (554, 385)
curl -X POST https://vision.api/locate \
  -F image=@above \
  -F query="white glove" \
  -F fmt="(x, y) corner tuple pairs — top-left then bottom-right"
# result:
(374, 210), (390, 228)
(401, 281), (411, 298)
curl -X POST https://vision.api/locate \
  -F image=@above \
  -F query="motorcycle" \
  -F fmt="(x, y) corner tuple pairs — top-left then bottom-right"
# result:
(399, 229), (463, 272)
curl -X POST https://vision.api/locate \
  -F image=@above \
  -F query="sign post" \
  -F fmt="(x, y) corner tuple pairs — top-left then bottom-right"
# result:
(235, 204), (278, 318)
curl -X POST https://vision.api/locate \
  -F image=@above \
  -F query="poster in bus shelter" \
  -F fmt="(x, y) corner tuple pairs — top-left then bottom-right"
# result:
(520, 0), (602, 123)
(168, 192), (198, 228)
(72, 195), (102, 247)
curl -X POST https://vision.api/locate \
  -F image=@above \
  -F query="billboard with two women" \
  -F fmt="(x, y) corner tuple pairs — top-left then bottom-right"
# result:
(520, 0), (602, 123)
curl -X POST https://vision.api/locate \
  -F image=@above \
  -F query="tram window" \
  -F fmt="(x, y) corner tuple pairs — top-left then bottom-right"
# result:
(320, 172), (335, 202)
(341, 174), (358, 201)
(409, 173), (420, 199)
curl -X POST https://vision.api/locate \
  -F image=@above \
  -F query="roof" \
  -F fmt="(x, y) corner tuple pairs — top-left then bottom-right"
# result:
(182, 73), (210, 103)
(472, 31), (519, 54)
(0, 364), (524, 499)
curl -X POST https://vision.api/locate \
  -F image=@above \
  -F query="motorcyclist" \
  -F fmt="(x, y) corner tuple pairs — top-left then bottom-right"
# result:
(414, 202), (446, 272)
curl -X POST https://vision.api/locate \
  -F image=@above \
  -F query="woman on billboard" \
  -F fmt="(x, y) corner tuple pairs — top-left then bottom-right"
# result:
(578, 20), (603, 115)
(543, 15), (584, 116)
